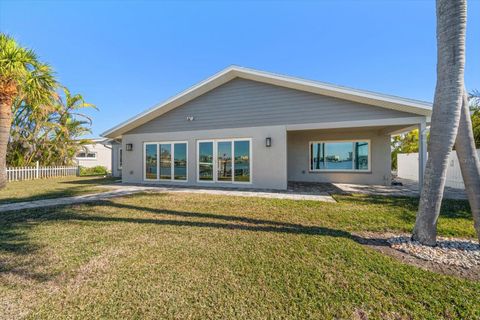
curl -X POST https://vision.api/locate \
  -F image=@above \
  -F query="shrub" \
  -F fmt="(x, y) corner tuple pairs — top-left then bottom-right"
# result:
(79, 166), (109, 176)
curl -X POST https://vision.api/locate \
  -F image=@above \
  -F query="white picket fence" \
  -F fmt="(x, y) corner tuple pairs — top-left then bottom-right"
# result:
(397, 150), (480, 189)
(6, 161), (79, 182)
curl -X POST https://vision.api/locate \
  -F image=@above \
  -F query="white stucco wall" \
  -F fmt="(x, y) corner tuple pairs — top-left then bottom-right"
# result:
(76, 142), (112, 171)
(121, 125), (288, 190)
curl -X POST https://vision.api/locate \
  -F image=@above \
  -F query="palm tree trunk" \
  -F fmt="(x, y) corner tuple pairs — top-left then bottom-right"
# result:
(0, 83), (16, 189)
(412, 0), (467, 246)
(455, 92), (480, 242)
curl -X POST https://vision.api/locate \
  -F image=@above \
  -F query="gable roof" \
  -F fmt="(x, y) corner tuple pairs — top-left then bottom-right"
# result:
(102, 66), (432, 138)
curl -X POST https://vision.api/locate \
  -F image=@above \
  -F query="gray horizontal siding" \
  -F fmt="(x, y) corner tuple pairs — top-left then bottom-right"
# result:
(127, 78), (414, 134)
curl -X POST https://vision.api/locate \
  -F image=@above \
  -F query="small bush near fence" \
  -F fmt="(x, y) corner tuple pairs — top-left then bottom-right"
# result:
(79, 166), (109, 176)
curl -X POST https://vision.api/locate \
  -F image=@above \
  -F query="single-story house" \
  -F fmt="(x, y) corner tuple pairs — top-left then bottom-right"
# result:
(102, 66), (431, 190)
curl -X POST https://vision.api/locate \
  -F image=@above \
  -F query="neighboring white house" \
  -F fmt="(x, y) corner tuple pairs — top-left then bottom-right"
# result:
(103, 66), (432, 190)
(76, 138), (113, 171)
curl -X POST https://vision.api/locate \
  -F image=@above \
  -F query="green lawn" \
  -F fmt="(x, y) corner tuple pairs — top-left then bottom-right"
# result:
(0, 192), (478, 319)
(0, 176), (118, 204)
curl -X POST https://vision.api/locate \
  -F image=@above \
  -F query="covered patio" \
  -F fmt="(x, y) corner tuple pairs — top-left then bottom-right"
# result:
(286, 117), (428, 187)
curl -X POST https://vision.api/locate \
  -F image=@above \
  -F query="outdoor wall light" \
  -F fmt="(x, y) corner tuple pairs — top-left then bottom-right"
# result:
(126, 143), (133, 151)
(266, 137), (272, 147)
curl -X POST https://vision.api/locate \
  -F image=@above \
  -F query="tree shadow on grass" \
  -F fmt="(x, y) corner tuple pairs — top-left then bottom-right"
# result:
(0, 209), (48, 282)
(1, 198), (381, 283)
(1, 191), (475, 286)
(59, 176), (120, 185)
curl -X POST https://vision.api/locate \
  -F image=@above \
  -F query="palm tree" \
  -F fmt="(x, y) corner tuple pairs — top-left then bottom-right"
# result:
(455, 91), (480, 242)
(50, 87), (96, 165)
(412, 0), (467, 245)
(0, 34), (57, 188)
(7, 86), (96, 167)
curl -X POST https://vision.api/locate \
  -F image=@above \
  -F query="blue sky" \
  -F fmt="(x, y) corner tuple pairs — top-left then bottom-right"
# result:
(1, 0), (479, 137)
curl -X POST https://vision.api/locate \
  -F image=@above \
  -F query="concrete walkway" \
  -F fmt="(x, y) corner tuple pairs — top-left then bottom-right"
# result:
(0, 186), (152, 212)
(0, 184), (335, 212)
(0, 178), (468, 213)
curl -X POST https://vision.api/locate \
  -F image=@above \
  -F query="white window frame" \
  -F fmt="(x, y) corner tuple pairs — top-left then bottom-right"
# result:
(143, 141), (188, 182)
(118, 148), (123, 169)
(309, 139), (371, 172)
(76, 151), (97, 160)
(197, 138), (252, 184)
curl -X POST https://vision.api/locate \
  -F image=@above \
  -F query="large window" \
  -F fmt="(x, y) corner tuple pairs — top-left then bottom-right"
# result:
(144, 142), (188, 181)
(197, 139), (251, 183)
(310, 140), (370, 172)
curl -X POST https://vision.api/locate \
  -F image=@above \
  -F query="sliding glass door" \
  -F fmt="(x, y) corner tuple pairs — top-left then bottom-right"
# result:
(144, 142), (188, 181)
(197, 139), (251, 183)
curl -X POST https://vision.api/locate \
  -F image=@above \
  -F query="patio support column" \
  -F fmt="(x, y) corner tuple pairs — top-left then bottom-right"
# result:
(418, 119), (427, 190)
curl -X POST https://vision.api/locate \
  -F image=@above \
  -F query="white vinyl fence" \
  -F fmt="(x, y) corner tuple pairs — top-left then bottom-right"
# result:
(397, 150), (480, 189)
(6, 161), (79, 182)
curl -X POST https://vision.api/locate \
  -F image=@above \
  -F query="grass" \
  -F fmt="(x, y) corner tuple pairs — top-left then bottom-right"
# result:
(0, 192), (478, 319)
(0, 176), (119, 204)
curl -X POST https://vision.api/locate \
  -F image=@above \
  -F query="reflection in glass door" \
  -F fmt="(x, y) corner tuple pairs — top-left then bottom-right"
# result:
(159, 144), (172, 180)
(197, 139), (251, 183)
(198, 141), (214, 181)
(234, 140), (250, 182)
(145, 144), (158, 180)
(217, 141), (232, 182)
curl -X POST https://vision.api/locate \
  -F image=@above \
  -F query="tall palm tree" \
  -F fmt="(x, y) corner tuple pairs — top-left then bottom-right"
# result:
(455, 92), (480, 242)
(412, 0), (467, 245)
(0, 34), (57, 188)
